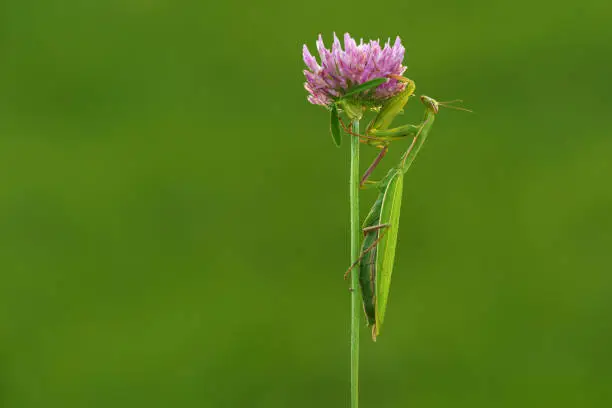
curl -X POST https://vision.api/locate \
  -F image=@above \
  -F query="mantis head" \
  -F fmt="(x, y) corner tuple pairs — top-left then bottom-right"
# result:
(420, 95), (440, 114)
(421, 96), (472, 113)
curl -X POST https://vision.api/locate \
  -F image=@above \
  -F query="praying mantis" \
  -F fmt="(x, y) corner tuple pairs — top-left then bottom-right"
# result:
(332, 75), (467, 340)
(349, 95), (440, 341)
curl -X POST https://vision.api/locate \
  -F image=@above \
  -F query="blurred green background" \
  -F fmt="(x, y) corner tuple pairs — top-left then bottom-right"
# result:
(1, 1), (611, 407)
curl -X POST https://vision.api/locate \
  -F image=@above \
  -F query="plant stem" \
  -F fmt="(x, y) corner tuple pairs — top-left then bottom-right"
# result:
(350, 118), (360, 408)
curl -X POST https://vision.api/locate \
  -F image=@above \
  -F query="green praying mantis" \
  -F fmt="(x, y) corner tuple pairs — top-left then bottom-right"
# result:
(334, 76), (468, 341)
(350, 95), (439, 341)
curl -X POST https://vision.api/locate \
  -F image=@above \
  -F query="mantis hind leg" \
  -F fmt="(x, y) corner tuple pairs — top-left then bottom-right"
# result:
(343, 224), (390, 279)
(362, 223), (390, 235)
(360, 145), (388, 188)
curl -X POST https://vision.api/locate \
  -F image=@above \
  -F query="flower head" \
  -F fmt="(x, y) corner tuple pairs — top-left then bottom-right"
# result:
(303, 33), (407, 107)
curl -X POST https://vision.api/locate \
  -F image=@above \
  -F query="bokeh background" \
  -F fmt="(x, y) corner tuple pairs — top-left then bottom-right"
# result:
(1, 1), (611, 407)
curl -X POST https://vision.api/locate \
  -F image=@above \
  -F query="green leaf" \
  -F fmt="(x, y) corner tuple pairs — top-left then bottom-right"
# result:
(374, 171), (404, 336)
(342, 78), (387, 99)
(330, 104), (341, 147)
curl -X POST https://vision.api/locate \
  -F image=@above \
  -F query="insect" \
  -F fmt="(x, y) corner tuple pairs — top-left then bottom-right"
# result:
(345, 95), (441, 341)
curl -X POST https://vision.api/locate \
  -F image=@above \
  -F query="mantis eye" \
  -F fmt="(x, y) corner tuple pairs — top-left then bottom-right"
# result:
(420, 96), (439, 114)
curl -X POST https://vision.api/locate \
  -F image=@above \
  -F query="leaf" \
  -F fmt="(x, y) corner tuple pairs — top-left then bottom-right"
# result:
(342, 78), (387, 99)
(330, 104), (341, 147)
(374, 171), (404, 336)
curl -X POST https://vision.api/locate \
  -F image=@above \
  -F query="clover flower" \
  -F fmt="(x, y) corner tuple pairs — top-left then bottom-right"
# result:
(303, 33), (407, 107)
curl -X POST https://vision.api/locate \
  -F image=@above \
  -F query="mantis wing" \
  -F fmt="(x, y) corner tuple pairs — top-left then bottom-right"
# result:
(374, 170), (404, 337)
(358, 228), (378, 328)
(358, 190), (384, 329)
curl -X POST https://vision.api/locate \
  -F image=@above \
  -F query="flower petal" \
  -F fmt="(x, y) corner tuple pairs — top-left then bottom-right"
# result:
(303, 33), (407, 106)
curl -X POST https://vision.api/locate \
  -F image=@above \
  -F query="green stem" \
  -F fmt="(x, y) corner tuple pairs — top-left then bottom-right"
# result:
(350, 118), (360, 408)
